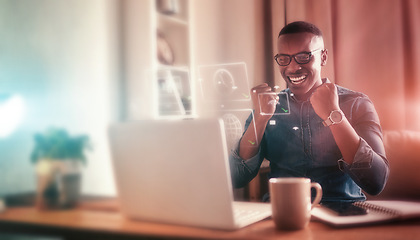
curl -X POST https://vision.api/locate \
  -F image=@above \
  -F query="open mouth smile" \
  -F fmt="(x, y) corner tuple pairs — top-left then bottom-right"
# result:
(288, 74), (307, 85)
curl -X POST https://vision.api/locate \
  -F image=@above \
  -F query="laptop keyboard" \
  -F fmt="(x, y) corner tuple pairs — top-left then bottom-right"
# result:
(232, 202), (272, 225)
(234, 208), (264, 222)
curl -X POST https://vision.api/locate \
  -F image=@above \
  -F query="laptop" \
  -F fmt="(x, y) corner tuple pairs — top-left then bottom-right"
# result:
(108, 118), (271, 230)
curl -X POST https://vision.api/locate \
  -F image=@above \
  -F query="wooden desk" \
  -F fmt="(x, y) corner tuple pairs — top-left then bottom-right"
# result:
(0, 199), (420, 240)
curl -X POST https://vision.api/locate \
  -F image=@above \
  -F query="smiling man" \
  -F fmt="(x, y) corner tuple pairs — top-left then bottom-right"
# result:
(230, 21), (389, 203)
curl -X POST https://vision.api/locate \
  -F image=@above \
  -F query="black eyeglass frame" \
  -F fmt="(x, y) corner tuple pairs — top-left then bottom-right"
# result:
(274, 48), (324, 66)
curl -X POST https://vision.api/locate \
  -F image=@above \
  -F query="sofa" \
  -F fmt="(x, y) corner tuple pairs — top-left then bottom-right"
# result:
(367, 130), (420, 200)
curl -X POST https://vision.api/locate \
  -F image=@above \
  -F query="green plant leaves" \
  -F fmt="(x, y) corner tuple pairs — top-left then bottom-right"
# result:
(30, 127), (91, 164)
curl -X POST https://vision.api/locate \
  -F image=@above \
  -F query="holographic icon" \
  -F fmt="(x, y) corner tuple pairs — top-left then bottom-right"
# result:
(258, 92), (291, 116)
(222, 113), (243, 151)
(155, 68), (192, 118)
(213, 68), (237, 95)
(197, 62), (251, 103)
(273, 85), (281, 93)
(217, 109), (258, 152)
(268, 99), (277, 106)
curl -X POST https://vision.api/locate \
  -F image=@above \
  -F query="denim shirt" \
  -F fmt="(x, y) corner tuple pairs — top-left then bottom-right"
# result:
(229, 85), (389, 202)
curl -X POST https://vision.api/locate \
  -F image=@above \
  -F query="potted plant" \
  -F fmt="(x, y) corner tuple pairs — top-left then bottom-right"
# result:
(30, 127), (90, 209)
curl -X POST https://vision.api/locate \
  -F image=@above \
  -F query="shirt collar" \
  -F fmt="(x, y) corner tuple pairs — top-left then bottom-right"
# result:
(287, 78), (331, 103)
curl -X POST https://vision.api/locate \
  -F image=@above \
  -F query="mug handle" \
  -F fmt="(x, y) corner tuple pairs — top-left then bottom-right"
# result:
(310, 182), (323, 209)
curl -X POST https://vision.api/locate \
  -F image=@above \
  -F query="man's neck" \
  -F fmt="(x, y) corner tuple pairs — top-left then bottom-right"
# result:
(293, 78), (325, 102)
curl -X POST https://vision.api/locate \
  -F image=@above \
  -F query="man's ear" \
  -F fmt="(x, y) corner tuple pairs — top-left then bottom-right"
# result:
(321, 49), (328, 66)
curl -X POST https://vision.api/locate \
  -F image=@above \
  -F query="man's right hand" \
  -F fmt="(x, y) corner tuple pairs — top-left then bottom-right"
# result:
(239, 83), (278, 159)
(251, 83), (278, 122)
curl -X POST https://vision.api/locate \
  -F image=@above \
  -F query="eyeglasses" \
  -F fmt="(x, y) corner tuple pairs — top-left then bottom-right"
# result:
(274, 49), (323, 66)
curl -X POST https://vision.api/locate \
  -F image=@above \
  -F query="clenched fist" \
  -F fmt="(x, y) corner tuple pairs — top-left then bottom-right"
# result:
(309, 82), (340, 121)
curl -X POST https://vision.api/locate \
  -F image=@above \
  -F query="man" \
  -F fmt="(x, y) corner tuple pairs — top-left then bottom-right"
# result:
(230, 21), (389, 202)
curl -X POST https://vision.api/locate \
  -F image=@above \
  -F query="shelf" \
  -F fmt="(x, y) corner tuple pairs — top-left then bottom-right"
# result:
(156, 0), (189, 22)
(158, 13), (188, 26)
(125, 0), (192, 119)
(158, 15), (190, 66)
(157, 64), (189, 72)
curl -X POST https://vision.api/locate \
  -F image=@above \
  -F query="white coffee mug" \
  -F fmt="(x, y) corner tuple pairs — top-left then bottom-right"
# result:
(269, 177), (322, 230)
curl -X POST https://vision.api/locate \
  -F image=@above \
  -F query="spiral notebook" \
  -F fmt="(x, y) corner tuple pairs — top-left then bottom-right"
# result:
(311, 200), (420, 227)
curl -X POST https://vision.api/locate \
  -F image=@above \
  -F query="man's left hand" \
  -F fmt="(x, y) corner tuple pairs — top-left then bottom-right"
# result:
(310, 82), (340, 120)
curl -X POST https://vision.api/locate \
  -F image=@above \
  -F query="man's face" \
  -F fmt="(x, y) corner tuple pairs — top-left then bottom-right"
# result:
(276, 32), (327, 101)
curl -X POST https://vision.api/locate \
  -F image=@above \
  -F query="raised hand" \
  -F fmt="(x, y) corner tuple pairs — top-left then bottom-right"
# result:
(251, 83), (279, 121)
(309, 82), (340, 121)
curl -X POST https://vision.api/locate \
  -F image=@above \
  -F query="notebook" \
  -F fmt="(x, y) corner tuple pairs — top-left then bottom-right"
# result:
(311, 200), (420, 227)
(108, 118), (271, 230)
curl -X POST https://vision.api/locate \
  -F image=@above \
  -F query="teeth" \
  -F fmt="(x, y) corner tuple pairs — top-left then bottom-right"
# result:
(288, 75), (307, 84)
(289, 75), (306, 81)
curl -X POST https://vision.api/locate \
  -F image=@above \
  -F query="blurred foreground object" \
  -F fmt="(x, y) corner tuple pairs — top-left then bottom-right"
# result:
(0, 198), (5, 212)
(0, 94), (25, 138)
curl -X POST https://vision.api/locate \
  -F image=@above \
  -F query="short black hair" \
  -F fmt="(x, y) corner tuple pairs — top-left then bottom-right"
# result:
(278, 21), (323, 38)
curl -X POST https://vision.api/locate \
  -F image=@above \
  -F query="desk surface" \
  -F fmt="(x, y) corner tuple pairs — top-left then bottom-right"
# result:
(0, 199), (420, 240)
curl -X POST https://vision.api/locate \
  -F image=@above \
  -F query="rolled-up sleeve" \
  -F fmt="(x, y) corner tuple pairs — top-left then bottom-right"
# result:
(229, 142), (265, 188)
(338, 96), (390, 195)
(338, 138), (389, 195)
(229, 112), (266, 188)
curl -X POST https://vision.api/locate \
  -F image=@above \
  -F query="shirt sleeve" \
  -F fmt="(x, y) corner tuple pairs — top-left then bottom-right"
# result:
(229, 141), (265, 188)
(338, 96), (390, 195)
(229, 113), (265, 188)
